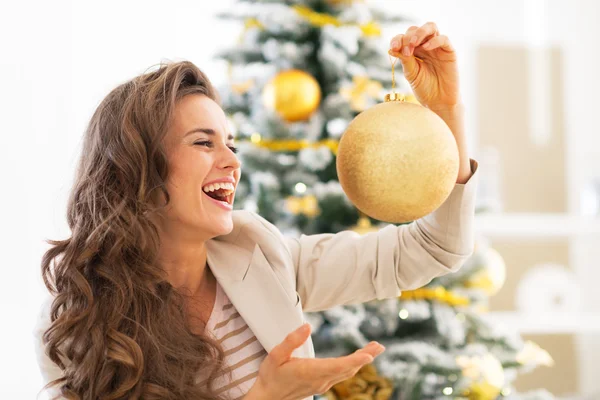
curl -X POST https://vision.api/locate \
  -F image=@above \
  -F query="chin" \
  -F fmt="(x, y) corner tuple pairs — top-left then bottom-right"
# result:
(200, 189), (237, 237)
(204, 213), (235, 238)
(215, 219), (234, 236)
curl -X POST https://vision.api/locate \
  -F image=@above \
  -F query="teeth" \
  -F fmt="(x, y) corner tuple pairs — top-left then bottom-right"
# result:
(203, 182), (235, 193)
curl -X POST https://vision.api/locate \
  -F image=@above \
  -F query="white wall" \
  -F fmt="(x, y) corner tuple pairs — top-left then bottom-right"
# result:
(0, 0), (237, 397)
(1, 0), (598, 397)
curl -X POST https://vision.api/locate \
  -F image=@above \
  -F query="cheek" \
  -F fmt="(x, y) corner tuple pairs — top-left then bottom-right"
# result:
(166, 152), (211, 208)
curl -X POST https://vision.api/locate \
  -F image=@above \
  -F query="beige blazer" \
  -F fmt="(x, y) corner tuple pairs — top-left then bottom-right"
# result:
(34, 160), (478, 397)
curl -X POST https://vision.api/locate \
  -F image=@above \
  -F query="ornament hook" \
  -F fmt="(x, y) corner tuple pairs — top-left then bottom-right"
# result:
(386, 53), (405, 103)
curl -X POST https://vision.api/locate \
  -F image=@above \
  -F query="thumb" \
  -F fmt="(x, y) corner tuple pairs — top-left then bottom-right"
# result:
(390, 49), (419, 84)
(269, 323), (311, 366)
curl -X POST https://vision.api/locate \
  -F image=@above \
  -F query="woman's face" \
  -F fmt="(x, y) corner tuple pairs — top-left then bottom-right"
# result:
(161, 94), (241, 239)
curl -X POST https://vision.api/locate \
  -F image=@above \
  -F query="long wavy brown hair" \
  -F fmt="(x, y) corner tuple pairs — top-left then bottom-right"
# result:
(40, 61), (230, 399)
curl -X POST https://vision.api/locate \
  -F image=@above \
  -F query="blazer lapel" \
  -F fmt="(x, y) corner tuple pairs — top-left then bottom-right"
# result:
(206, 241), (305, 354)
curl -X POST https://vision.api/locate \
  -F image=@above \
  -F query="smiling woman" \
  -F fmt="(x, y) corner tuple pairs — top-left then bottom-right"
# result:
(34, 54), (478, 400)
(187, 128), (238, 208)
(34, 62), (239, 400)
(160, 93), (241, 239)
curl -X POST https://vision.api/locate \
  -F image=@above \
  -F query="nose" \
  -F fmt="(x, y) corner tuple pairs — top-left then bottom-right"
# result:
(217, 144), (241, 171)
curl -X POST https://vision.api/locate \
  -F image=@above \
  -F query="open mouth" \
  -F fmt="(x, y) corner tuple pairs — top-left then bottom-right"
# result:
(202, 182), (235, 205)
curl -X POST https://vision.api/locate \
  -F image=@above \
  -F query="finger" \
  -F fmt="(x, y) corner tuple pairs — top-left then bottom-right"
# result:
(355, 341), (386, 358)
(412, 22), (439, 49)
(303, 353), (370, 380)
(268, 323), (311, 366)
(332, 352), (374, 373)
(401, 26), (419, 57)
(389, 28), (420, 54)
(320, 342), (384, 377)
(389, 34), (404, 52)
(421, 34), (454, 52)
(390, 46), (420, 83)
(328, 353), (373, 376)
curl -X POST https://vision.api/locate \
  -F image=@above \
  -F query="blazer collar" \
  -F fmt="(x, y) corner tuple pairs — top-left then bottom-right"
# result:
(205, 237), (252, 282)
(205, 234), (304, 353)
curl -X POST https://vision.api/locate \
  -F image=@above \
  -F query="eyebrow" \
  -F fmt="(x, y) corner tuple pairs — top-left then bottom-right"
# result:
(184, 128), (234, 141)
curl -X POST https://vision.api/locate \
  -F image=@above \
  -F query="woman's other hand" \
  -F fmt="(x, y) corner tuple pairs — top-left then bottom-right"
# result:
(245, 324), (385, 400)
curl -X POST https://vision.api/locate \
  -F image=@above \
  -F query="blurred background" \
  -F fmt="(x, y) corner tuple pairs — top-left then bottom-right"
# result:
(1, 0), (599, 398)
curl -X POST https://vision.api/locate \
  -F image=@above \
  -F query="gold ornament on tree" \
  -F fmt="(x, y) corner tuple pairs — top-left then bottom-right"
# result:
(336, 56), (459, 223)
(456, 353), (505, 400)
(325, 363), (393, 400)
(516, 341), (555, 367)
(340, 76), (383, 112)
(231, 79), (254, 95)
(400, 286), (470, 307)
(248, 133), (339, 154)
(262, 69), (321, 122)
(464, 247), (507, 296)
(286, 195), (320, 218)
(292, 5), (381, 37)
(350, 213), (379, 235)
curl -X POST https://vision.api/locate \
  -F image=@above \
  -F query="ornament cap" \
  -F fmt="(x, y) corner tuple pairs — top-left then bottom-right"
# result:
(385, 92), (405, 102)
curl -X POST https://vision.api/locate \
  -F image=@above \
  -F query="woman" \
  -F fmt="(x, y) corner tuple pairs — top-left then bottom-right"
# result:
(35, 22), (478, 400)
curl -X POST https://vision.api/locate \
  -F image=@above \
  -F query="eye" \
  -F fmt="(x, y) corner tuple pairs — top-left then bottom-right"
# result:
(194, 140), (238, 154)
(194, 140), (213, 148)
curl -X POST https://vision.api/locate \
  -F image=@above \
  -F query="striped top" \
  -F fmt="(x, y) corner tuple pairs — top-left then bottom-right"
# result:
(200, 281), (267, 399)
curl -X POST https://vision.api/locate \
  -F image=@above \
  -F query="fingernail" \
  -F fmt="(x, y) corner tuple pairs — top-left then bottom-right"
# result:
(391, 40), (399, 49)
(422, 42), (430, 49)
(301, 323), (310, 333)
(403, 46), (410, 56)
(410, 35), (417, 44)
(370, 342), (385, 351)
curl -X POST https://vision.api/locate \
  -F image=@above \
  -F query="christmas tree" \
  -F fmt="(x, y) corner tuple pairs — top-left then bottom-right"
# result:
(216, 0), (409, 236)
(307, 238), (555, 400)
(216, 1), (554, 398)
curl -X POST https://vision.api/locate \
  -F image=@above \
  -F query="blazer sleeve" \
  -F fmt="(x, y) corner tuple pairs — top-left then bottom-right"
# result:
(33, 297), (65, 399)
(284, 159), (479, 313)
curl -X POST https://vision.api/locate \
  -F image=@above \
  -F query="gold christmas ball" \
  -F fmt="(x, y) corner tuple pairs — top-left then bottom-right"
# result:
(329, 363), (393, 400)
(465, 247), (507, 296)
(262, 69), (321, 122)
(457, 353), (505, 400)
(351, 216), (379, 235)
(336, 100), (459, 223)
